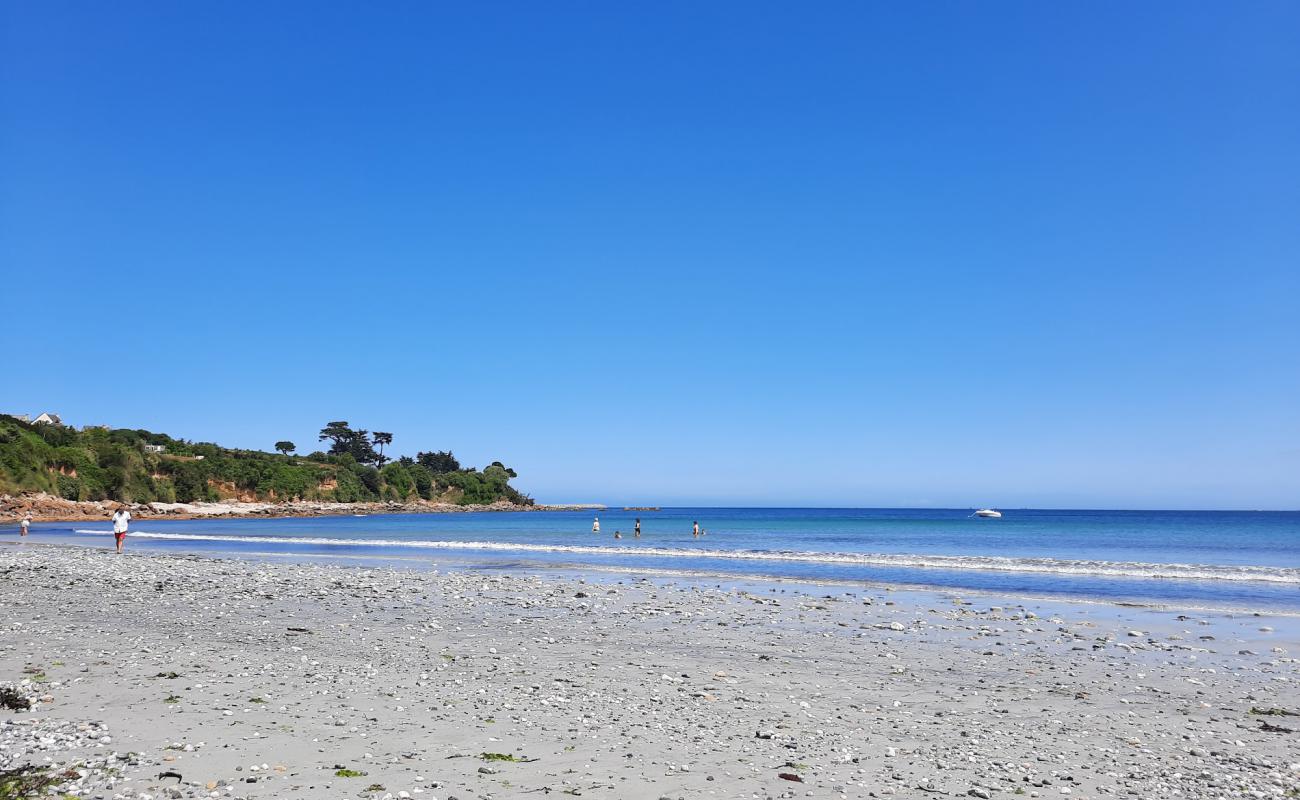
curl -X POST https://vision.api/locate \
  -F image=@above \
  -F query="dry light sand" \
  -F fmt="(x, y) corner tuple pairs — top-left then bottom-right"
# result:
(1, 543), (1297, 800)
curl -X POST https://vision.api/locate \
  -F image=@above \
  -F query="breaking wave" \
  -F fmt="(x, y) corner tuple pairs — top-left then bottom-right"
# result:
(70, 529), (1300, 585)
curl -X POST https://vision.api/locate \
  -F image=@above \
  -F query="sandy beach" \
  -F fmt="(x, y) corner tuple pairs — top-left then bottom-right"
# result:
(1, 544), (1297, 800)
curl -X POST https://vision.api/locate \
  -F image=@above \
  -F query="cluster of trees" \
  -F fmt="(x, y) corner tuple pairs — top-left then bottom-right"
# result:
(0, 415), (531, 507)
(318, 421), (386, 466)
(308, 421), (530, 506)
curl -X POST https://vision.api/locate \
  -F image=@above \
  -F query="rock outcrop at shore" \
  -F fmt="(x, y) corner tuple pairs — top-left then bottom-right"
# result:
(1, 492), (600, 522)
(0, 492), (116, 521)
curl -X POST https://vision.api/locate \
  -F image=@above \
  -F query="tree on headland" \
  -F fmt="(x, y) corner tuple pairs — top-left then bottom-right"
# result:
(275, 441), (296, 456)
(444, 460), (528, 505)
(417, 450), (461, 473)
(487, 460), (517, 478)
(319, 421), (351, 449)
(318, 421), (378, 464)
(372, 432), (393, 469)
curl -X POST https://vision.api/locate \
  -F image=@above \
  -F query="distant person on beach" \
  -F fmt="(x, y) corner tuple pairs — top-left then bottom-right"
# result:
(693, 520), (700, 537)
(20, 513), (31, 536)
(634, 518), (641, 538)
(111, 508), (131, 554)
(592, 516), (600, 533)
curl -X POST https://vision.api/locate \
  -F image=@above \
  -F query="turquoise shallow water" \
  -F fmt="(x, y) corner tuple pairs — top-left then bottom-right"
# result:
(19, 507), (1300, 611)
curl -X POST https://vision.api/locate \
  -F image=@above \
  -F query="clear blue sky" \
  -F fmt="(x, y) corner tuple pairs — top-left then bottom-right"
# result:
(2, 3), (1297, 509)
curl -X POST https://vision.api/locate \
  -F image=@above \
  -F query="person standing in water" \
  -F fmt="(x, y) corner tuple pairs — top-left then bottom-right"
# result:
(634, 518), (641, 538)
(20, 512), (32, 536)
(111, 507), (131, 554)
(693, 520), (700, 537)
(592, 516), (600, 533)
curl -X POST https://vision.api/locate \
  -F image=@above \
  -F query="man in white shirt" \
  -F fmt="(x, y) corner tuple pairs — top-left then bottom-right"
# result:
(111, 508), (131, 553)
(20, 513), (31, 537)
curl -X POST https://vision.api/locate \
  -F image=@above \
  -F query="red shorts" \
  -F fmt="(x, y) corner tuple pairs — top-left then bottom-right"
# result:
(114, 531), (127, 542)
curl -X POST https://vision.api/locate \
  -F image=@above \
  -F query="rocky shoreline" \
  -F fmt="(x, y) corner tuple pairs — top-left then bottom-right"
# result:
(0, 492), (602, 522)
(1, 543), (1297, 800)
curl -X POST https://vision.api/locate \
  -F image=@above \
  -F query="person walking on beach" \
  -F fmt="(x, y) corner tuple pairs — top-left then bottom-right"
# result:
(693, 520), (700, 537)
(111, 507), (131, 554)
(592, 516), (600, 533)
(20, 512), (31, 537)
(634, 518), (641, 538)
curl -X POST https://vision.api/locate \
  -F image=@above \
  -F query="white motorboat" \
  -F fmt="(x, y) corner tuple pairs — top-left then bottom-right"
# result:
(973, 509), (1002, 518)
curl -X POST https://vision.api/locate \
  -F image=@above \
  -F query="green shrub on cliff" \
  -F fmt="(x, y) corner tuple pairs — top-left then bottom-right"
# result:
(0, 415), (530, 507)
(0, 423), (55, 494)
(56, 474), (82, 501)
(380, 463), (415, 500)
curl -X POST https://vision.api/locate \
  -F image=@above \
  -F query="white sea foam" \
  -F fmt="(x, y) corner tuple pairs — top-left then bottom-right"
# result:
(69, 529), (1300, 585)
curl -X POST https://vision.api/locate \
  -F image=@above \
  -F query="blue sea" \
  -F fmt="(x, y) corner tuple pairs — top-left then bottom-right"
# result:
(19, 507), (1300, 612)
